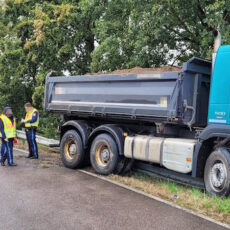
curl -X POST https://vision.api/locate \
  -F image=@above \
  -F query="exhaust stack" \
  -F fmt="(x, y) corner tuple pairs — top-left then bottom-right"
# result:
(212, 30), (221, 71)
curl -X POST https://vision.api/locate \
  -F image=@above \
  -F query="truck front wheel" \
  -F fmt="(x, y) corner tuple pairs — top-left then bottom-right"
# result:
(204, 148), (230, 196)
(90, 134), (120, 175)
(60, 130), (85, 169)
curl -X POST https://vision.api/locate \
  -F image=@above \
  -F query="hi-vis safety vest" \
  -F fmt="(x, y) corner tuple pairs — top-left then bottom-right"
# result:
(0, 114), (16, 138)
(25, 108), (39, 128)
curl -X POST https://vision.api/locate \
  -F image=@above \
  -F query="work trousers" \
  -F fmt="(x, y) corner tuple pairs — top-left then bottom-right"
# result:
(1, 138), (6, 163)
(2, 139), (14, 165)
(26, 128), (38, 158)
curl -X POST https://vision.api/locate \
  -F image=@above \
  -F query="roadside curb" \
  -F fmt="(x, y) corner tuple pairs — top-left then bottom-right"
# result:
(15, 148), (230, 229)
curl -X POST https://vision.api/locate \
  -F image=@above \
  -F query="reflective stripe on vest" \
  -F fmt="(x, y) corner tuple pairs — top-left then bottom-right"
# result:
(0, 115), (2, 138)
(1, 115), (16, 138)
(25, 108), (39, 128)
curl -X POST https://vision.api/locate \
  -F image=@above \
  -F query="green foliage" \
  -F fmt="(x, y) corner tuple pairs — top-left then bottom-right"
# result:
(38, 111), (60, 138)
(0, 0), (103, 135)
(91, 0), (230, 70)
(0, 0), (230, 137)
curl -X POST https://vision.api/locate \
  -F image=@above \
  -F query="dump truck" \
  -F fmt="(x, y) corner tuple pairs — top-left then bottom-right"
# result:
(45, 32), (230, 196)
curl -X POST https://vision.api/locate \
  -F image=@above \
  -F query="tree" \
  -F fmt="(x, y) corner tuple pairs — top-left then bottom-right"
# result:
(91, 0), (230, 71)
(0, 0), (104, 135)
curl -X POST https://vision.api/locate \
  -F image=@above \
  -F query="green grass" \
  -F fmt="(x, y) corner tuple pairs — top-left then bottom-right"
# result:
(215, 197), (230, 213)
(166, 182), (178, 193)
(191, 188), (202, 197)
(202, 197), (214, 209)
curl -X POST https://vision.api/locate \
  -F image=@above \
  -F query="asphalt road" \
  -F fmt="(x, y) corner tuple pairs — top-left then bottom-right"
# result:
(0, 150), (228, 230)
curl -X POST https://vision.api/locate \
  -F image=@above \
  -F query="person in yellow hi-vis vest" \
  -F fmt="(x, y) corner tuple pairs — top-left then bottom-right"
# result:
(0, 107), (17, 166)
(0, 113), (6, 165)
(21, 103), (39, 159)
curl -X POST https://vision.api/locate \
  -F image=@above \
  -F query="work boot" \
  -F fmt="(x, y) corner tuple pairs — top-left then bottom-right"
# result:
(31, 156), (38, 159)
(26, 154), (33, 159)
(8, 163), (17, 167)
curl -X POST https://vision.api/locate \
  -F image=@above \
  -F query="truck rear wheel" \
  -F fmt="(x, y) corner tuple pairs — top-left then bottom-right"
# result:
(204, 148), (230, 196)
(90, 134), (120, 175)
(60, 130), (85, 169)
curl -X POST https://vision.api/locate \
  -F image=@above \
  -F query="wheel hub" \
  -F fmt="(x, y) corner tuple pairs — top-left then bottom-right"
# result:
(210, 163), (226, 188)
(95, 144), (111, 167)
(101, 149), (110, 162)
(69, 144), (77, 155)
(64, 139), (77, 160)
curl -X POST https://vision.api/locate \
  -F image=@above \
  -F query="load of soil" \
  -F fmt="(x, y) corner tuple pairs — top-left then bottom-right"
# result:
(87, 66), (180, 75)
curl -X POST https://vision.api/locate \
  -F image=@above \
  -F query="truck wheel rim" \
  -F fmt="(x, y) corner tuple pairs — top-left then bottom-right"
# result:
(95, 143), (111, 168)
(64, 139), (77, 160)
(210, 161), (226, 191)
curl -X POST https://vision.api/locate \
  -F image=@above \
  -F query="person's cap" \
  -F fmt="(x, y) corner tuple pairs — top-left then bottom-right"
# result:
(4, 106), (11, 114)
(24, 102), (32, 107)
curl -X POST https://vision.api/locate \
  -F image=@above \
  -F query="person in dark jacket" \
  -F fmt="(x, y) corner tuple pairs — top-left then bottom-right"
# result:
(0, 107), (17, 166)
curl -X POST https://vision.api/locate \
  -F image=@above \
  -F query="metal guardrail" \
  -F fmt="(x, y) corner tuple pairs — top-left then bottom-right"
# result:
(17, 130), (60, 147)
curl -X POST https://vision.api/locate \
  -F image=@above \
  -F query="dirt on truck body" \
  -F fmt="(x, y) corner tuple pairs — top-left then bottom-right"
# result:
(87, 66), (181, 75)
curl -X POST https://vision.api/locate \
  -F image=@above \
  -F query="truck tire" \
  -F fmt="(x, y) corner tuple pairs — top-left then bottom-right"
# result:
(121, 158), (134, 174)
(60, 130), (85, 169)
(114, 156), (127, 174)
(204, 148), (230, 196)
(114, 157), (134, 175)
(90, 134), (120, 175)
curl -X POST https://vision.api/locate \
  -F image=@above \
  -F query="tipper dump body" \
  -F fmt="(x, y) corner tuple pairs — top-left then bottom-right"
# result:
(45, 57), (211, 128)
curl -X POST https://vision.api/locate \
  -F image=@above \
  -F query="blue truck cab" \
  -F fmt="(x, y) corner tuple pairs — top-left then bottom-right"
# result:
(191, 44), (230, 196)
(208, 45), (230, 124)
